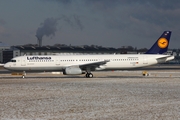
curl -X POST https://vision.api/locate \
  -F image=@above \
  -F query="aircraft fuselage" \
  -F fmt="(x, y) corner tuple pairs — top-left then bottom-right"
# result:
(4, 54), (174, 72)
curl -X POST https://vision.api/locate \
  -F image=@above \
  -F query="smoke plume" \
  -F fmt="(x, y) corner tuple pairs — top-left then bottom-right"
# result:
(36, 15), (83, 46)
(36, 17), (59, 40)
(36, 17), (59, 47)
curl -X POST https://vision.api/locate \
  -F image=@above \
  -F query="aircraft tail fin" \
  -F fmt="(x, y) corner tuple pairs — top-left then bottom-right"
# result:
(145, 31), (171, 54)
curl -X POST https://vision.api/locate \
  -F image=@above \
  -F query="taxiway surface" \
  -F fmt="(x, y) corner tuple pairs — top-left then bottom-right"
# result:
(0, 69), (180, 119)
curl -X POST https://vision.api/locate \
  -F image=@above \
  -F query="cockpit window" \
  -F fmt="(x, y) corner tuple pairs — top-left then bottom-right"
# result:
(11, 60), (16, 62)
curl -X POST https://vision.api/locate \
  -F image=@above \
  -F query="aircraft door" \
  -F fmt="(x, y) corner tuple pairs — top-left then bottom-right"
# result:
(21, 57), (26, 66)
(56, 58), (60, 65)
(143, 56), (148, 64)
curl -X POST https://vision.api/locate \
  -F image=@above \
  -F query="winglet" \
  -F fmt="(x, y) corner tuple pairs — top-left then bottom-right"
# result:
(145, 31), (171, 54)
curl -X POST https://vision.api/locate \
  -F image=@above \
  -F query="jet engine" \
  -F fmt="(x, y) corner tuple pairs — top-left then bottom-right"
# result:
(63, 67), (85, 75)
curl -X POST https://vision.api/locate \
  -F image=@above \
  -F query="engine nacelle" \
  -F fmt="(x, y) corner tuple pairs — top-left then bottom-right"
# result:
(63, 67), (84, 75)
(95, 65), (106, 71)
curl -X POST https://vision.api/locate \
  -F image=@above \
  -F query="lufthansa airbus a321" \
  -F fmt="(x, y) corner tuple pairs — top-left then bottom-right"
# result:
(4, 31), (174, 78)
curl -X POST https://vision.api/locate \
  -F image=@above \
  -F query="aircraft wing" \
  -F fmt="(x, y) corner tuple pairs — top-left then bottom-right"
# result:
(79, 60), (109, 69)
(65, 60), (109, 71)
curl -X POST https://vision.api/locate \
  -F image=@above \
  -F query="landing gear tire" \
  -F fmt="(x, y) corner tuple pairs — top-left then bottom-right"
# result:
(88, 73), (93, 78)
(85, 73), (93, 78)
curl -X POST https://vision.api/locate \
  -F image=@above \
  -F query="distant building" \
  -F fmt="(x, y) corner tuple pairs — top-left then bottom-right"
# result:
(13, 46), (120, 56)
(0, 42), (10, 50)
(0, 42), (11, 63)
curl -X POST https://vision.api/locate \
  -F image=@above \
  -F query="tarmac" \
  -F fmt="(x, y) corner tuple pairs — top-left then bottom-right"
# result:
(0, 65), (180, 120)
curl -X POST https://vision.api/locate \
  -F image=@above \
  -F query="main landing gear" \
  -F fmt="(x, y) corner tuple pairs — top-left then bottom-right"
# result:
(85, 73), (93, 78)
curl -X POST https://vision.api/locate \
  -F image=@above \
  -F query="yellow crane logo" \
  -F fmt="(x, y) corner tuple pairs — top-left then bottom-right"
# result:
(158, 38), (168, 49)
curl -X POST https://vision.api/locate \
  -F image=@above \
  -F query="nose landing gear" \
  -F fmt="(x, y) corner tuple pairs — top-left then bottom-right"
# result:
(22, 71), (26, 78)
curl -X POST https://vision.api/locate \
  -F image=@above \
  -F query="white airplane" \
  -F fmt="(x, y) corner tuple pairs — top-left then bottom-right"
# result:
(4, 31), (174, 78)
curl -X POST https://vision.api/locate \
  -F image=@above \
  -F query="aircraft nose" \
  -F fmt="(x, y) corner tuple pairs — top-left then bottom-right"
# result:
(4, 63), (9, 69)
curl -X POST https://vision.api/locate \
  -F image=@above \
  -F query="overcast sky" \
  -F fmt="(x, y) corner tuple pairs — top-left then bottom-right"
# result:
(0, 0), (180, 49)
